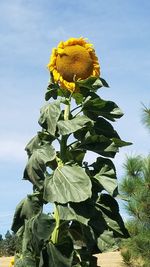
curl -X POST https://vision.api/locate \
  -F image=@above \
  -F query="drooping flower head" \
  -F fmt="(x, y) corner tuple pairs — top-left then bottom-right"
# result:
(47, 37), (100, 92)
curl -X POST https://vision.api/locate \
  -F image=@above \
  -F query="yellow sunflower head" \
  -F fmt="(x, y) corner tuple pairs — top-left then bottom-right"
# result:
(47, 37), (100, 92)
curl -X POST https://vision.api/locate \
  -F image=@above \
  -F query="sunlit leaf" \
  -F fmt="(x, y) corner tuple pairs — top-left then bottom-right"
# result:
(44, 165), (92, 204)
(23, 143), (56, 189)
(38, 100), (61, 136)
(57, 115), (93, 135)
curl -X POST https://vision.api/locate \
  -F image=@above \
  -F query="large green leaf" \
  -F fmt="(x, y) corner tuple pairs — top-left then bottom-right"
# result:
(44, 165), (92, 204)
(78, 133), (130, 158)
(25, 135), (41, 157)
(92, 157), (117, 196)
(38, 100), (61, 136)
(78, 135), (119, 158)
(58, 203), (90, 226)
(21, 213), (55, 266)
(57, 115), (93, 135)
(66, 148), (86, 166)
(44, 241), (73, 267)
(74, 117), (119, 145)
(23, 143), (56, 190)
(22, 219), (37, 263)
(11, 194), (42, 233)
(96, 194), (129, 237)
(68, 221), (99, 255)
(97, 230), (118, 252)
(82, 97), (123, 121)
(93, 117), (120, 139)
(32, 213), (55, 245)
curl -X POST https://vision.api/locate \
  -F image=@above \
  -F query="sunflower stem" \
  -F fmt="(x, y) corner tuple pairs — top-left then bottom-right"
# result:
(51, 204), (60, 244)
(64, 104), (70, 121)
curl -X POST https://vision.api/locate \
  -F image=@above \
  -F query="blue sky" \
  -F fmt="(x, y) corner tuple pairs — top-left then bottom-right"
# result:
(0, 0), (149, 236)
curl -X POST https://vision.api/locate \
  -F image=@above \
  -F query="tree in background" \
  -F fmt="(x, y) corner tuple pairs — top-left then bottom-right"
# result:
(0, 231), (16, 256)
(120, 105), (150, 267)
(141, 104), (150, 131)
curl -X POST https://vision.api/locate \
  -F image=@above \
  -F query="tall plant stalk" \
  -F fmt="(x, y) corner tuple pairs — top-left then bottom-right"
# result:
(11, 74), (131, 267)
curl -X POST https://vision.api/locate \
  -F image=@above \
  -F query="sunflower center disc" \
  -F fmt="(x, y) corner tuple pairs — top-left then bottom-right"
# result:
(56, 45), (93, 82)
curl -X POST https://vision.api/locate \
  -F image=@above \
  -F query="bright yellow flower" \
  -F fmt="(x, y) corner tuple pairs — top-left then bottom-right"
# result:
(47, 37), (100, 92)
(9, 257), (14, 267)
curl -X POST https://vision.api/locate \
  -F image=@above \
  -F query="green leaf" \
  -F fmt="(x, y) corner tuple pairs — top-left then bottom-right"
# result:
(99, 77), (109, 88)
(76, 76), (109, 91)
(69, 221), (98, 254)
(88, 209), (107, 237)
(96, 194), (129, 237)
(72, 247), (98, 266)
(111, 138), (132, 147)
(11, 194), (42, 233)
(45, 241), (73, 267)
(58, 204), (89, 226)
(97, 230), (118, 252)
(67, 148), (86, 166)
(74, 117), (120, 145)
(44, 165), (92, 204)
(72, 92), (84, 105)
(57, 115), (93, 135)
(22, 218), (36, 258)
(82, 97), (123, 121)
(32, 213), (55, 244)
(92, 157), (117, 196)
(45, 82), (60, 101)
(21, 214), (55, 265)
(22, 256), (37, 267)
(93, 117), (120, 139)
(23, 143), (56, 190)
(79, 135), (119, 158)
(38, 131), (56, 143)
(38, 100), (61, 136)
(25, 135), (41, 157)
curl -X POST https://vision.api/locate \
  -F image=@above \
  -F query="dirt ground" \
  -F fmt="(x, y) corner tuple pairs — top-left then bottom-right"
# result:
(96, 251), (126, 267)
(0, 251), (126, 267)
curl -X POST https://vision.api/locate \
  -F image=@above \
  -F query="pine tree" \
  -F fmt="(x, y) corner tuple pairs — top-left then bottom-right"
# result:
(120, 105), (150, 267)
(142, 104), (150, 131)
(0, 231), (16, 256)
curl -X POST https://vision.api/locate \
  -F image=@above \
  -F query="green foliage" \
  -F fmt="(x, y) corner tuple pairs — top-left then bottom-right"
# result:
(141, 104), (150, 131)
(11, 76), (130, 266)
(0, 231), (16, 256)
(120, 153), (150, 266)
(44, 165), (92, 203)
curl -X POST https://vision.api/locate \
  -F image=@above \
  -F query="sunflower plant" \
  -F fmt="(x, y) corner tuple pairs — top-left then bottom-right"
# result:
(11, 37), (131, 267)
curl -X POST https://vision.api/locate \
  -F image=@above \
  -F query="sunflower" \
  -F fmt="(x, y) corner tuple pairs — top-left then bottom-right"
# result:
(47, 37), (100, 92)
(9, 257), (14, 267)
